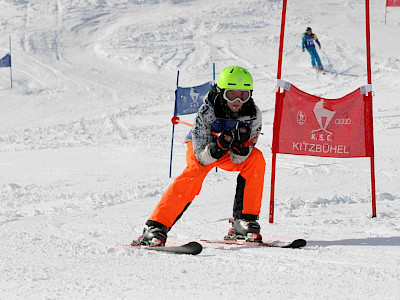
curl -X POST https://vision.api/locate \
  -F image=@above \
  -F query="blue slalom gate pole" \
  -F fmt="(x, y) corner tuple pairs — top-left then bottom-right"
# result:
(212, 63), (218, 173)
(9, 36), (12, 88)
(169, 70), (180, 178)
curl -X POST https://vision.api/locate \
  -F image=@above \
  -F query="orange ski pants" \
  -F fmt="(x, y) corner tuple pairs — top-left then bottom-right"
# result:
(148, 142), (266, 229)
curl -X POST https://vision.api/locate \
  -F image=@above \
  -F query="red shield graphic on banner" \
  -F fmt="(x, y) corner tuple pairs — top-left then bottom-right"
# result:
(272, 84), (374, 158)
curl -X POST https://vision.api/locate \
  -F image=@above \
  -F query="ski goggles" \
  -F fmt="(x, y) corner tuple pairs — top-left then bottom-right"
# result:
(223, 89), (251, 103)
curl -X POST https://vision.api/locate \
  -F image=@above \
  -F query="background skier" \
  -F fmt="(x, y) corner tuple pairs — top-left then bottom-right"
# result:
(302, 27), (323, 70)
(132, 66), (266, 247)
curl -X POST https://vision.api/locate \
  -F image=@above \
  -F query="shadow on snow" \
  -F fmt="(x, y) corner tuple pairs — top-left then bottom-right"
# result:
(307, 236), (400, 247)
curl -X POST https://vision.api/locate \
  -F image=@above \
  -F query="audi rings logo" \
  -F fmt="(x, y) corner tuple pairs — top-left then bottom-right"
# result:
(335, 118), (352, 125)
(297, 110), (306, 125)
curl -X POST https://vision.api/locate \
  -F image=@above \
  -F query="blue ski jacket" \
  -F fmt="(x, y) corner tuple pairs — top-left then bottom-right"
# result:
(302, 33), (321, 50)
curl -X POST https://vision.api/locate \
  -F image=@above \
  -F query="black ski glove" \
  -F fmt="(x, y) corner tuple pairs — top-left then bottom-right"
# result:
(209, 129), (234, 159)
(232, 143), (250, 156)
(235, 123), (251, 144)
(232, 123), (251, 156)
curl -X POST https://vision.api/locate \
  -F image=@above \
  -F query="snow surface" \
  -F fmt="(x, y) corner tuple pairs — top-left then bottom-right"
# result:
(1, 0), (400, 299)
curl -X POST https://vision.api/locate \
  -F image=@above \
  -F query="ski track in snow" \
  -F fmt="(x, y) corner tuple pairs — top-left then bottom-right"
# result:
(1, 0), (400, 299)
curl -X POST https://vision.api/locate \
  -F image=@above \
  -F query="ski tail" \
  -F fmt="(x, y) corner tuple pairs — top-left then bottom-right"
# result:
(125, 241), (202, 255)
(269, 239), (307, 249)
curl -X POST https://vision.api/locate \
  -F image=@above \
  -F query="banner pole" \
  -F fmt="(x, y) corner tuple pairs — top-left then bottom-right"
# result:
(213, 62), (215, 82)
(365, 0), (377, 217)
(269, 153), (277, 223)
(276, 0), (287, 81)
(270, 0), (288, 223)
(9, 35), (12, 88)
(366, 0), (372, 85)
(385, 6), (387, 25)
(169, 70), (180, 178)
(213, 63), (218, 173)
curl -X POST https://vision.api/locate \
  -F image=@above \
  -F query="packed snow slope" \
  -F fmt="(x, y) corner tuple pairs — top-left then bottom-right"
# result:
(1, 0), (400, 299)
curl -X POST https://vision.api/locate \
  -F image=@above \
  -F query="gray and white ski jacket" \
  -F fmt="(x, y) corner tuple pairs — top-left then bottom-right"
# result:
(187, 99), (263, 166)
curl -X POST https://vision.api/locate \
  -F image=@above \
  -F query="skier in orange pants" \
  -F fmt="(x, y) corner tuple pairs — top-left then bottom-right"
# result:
(132, 66), (266, 246)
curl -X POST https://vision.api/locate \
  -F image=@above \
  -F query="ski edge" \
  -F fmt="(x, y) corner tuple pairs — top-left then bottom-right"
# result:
(123, 241), (203, 255)
(200, 238), (307, 249)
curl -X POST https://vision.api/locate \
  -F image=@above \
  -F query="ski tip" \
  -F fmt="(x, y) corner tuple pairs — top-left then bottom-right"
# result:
(285, 239), (307, 248)
(186, 241), (203, 255)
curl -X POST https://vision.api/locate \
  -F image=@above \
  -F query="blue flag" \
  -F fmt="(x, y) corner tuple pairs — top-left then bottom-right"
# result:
(0, 53), (11, 68)
(174, 81), (213, 115)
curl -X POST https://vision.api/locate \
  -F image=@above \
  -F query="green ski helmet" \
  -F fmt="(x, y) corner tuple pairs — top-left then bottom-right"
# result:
(217, 66), (253, 90)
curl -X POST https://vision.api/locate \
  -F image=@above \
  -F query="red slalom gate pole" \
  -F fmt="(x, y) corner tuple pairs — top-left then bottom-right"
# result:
(276, 0), (287, 82)
(269, 0), (288, 223)
(365, 0), (377, 217)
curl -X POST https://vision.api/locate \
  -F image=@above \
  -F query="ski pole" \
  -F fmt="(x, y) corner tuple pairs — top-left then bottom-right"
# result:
(171, 116), (218, 137)
(171, 116), (258, 145)
(293, 52), (303, 66)
(171, 116), (195, 128)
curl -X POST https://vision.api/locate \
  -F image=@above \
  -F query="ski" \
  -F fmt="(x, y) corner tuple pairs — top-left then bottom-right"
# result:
(318, 68), (359, 77)
(200, 238), (306, 249)
(125, 241), (202, 255)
